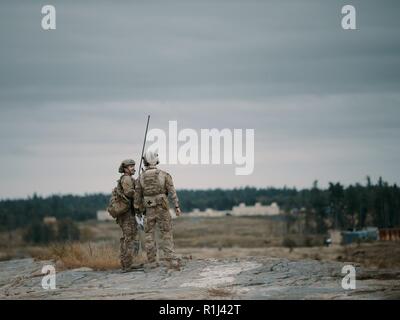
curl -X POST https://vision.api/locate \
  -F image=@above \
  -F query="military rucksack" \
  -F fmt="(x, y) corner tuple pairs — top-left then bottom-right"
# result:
(107, 177), (131, 218)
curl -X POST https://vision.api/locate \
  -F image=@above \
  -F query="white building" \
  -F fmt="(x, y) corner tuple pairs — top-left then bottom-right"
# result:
(231, 202), (280, 216)
(185, 208), (229, 218)
(97, 210), (114, 221)
(43, 216), (57, 224)
(183, 202), (280, 217)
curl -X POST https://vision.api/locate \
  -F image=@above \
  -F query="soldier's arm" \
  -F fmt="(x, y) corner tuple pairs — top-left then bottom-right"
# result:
(165, 173), (180, 209)
(134, 178), (144, 213)
(121, 176), (135, 199)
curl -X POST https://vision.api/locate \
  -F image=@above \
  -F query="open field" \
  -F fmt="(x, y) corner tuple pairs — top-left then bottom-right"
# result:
(1, 216), (399, 270)
(77, 216), (317, 247)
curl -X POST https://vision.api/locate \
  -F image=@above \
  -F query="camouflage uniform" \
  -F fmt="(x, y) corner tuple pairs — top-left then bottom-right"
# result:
(135, 165), (180, 265)
(116, 174), (138, 270)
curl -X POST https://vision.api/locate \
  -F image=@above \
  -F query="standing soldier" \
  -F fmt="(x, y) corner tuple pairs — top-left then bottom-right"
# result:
(135, 150), (182, 269)
(116, 159), (140, 271)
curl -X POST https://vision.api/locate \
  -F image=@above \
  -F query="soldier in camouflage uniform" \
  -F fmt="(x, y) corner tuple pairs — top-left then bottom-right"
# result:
(116, 159), (140, 271)
(134, 150), (181, 269)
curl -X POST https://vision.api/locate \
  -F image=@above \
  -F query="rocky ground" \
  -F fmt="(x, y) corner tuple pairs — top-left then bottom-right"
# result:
(1, 257), (399, 299)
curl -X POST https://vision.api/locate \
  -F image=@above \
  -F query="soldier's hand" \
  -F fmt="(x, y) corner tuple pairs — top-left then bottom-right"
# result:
(175, 207), (181, 216)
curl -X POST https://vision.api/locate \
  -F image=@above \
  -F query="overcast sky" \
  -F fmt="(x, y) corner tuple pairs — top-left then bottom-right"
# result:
(1, 0), (400, 199)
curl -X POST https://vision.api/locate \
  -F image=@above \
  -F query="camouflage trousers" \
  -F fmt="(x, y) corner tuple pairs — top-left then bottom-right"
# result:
(116, 211), (138, 269)
(144, 205), (175, 263)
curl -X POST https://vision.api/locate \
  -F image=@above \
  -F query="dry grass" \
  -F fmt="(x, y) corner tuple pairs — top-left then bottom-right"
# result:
(2, 217), (399, 271)
(37, 241), (145, 271)
(338, 241), (400, 269)
(173, 216), (288, 248)
(50, 242), (120, 270)
(0, 250), (16, 262)
(207, 287), (234, 297)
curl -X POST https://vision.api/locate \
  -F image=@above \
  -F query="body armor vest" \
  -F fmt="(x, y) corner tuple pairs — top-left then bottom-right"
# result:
(140, 169), (167, 208)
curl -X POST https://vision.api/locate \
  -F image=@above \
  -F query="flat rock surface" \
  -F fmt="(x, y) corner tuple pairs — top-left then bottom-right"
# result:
(1, 257), (399, 299)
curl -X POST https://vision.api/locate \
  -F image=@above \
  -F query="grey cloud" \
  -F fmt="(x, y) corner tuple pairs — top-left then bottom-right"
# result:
(0, 0), (400, 197)
(1, 0), (400, 104)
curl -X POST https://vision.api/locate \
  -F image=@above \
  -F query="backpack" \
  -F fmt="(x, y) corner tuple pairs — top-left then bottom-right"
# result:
(107, 177), (131, 218)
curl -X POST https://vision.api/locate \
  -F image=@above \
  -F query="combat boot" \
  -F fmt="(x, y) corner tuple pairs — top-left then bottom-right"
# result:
(121, 262), (145, 273)
(164, 258), (181, 271)
(144, 261), (159, 271)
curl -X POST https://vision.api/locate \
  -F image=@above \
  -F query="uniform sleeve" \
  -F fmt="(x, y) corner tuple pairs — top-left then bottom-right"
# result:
(133, 178), (144, 212)
(165, 172), (180, 209)
(121, 176), (135, 199)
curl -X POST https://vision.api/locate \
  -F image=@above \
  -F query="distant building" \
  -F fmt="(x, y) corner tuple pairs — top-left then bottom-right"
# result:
(379, 228), (400, 241)
(184, 202), (281, 217)
(43, 216), (57, 224)
(341, 227), (379, 245)
(97, 210), (114, 221)
(185, 208), (227, 218)
(231, 202), (280, 216)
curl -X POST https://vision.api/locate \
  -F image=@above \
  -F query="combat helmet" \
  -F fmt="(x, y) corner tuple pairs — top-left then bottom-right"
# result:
(118, 159), (136, 173)
(143, 150), (159, 166)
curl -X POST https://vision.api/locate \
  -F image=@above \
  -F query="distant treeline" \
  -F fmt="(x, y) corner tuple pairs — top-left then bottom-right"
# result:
(0, 176), (399, 232)
(0, 194), (107, 231)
